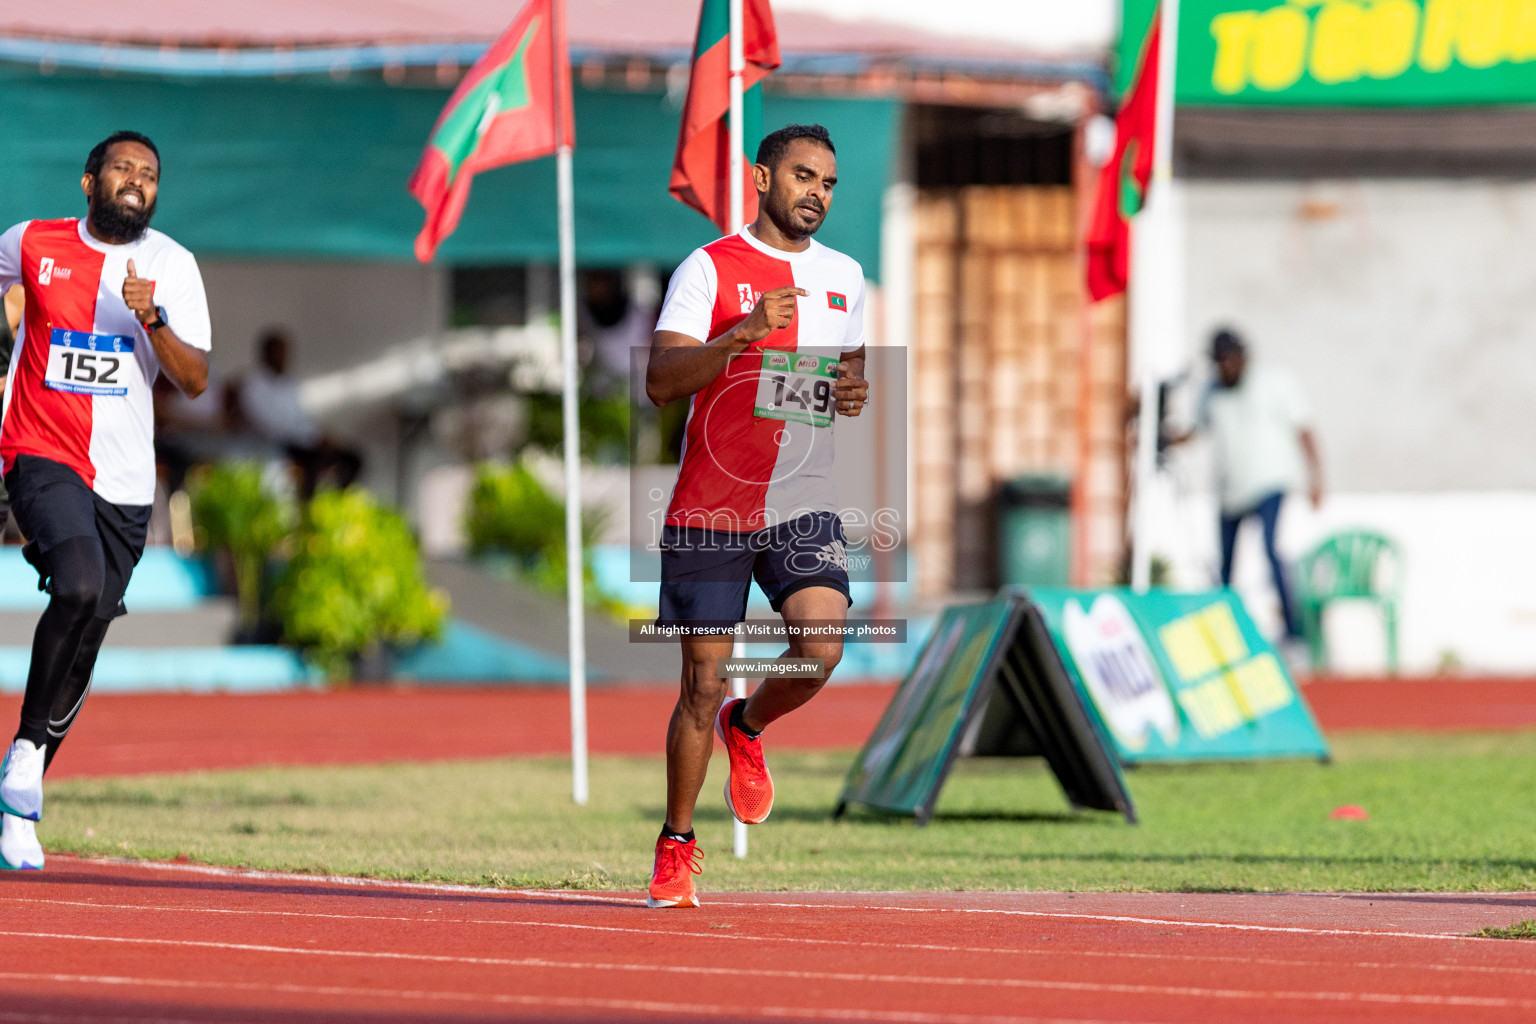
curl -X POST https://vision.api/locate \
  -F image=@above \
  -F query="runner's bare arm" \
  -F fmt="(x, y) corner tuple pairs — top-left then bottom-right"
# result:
(645, 286), (808, 406)
(833, 345), (868, 417)
(122, 258), (208, 399)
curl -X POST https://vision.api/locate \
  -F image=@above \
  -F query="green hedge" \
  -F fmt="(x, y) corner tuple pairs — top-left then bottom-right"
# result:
(191, 465), (448, 682)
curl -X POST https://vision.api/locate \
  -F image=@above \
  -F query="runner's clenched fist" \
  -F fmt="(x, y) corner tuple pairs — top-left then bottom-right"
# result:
(737, 286), (807, 344)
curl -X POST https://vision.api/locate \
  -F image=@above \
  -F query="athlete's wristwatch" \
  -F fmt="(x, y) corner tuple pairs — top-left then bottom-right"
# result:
(142, 314), (166, 333)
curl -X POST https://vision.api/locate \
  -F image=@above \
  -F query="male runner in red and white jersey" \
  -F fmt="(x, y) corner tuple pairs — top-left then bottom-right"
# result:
(643, 124), (869, 907)
(0, 131), (211, 870)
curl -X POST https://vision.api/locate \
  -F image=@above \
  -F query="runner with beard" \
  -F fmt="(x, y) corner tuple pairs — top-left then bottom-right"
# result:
(0, 131), (211, 870)
(643, 124), (869, 908)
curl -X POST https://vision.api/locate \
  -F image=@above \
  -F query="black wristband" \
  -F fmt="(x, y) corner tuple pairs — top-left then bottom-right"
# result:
(142, 315), (166, 333)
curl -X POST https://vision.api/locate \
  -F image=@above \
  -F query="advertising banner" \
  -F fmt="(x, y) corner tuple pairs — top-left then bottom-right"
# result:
(1120, 0), (1536, 106)
(1029, 587), (1330, 763)
(838, 596), (1135, 824)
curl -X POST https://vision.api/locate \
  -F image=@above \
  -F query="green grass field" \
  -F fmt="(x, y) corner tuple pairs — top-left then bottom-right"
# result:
(41, 731), (1536, 892)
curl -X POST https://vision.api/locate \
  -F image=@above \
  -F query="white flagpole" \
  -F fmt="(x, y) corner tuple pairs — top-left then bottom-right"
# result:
(1130, 0), (1181, 594)
(553, 0), (589, 805)
(728, 0), (749, 860)
(729, 0), (745, 236)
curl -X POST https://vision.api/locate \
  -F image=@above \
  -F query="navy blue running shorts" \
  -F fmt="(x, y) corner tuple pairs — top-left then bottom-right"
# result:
(658, 511), (853, 632)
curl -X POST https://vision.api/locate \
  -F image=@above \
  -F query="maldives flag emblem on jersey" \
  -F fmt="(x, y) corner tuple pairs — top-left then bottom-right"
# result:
(408, 0), (574, 262)
(827, 292), (847, 311)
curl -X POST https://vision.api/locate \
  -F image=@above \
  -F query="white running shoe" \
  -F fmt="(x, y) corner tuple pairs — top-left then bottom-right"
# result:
(0, 814), (43, 870)
(0, 739), (45, 821)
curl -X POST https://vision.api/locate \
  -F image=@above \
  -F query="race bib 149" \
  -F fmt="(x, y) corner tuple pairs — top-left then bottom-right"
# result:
(45, 329), (134, 396)
(754, 351), (840, 428)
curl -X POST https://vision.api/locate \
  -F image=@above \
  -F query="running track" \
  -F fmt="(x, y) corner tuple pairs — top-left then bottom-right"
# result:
(5, 677), (1536, 1023)
(2, 857), (1535, 1023)
(27, 676), (1536, 779)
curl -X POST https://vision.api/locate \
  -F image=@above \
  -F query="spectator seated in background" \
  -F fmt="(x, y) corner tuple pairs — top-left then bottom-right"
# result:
(153, 369), (247, 495)
(579, 267), (659, 400)
(238, 328), (362, 499)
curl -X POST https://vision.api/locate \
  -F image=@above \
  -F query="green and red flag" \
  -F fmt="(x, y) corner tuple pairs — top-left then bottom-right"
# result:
(669, 0), (781, 234)
(1086, 6), (1161, 302)
(409, 0), (574, 262)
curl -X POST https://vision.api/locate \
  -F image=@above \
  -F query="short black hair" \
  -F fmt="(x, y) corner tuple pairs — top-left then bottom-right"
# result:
(755, 124), (835, 170)
(1210, 327), (1246, 360)
(84, 131), (160, 179)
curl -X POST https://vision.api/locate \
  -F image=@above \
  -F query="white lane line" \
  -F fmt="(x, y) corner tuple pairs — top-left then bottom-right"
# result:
(0, 971), (1179, 1024)
(0, 931), (1531, 1010)
(9, 895), (1536, 980)
(44, 856), (1520, 944)
(648, 896), (1498, 943)
(56, 855), (528, 896)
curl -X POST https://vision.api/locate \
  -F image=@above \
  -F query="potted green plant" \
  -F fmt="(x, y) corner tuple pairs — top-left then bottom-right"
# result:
(463, 460), (617, 609)
(188, 462), (294, 641)
(465, 460), (569, 568)
(276, 488), (449, 682)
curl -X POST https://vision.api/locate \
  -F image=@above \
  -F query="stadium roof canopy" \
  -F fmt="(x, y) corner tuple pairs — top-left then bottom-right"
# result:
(0, 2), (1107, 267)
(0, 0), (1107, 96)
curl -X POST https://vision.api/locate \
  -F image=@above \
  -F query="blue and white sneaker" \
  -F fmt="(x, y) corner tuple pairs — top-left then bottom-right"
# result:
(0, 740), (44, 822)
(0, 739), (43, 822)
(0, 814), (42, 870)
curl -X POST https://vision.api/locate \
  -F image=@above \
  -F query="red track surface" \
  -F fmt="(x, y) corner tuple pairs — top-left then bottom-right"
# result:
(2, 857), (1534, 1024)
(22, 675), (1536, 780)
(35, 684), (891, 779)
(1299, 677), (1536, 731)
(2, 679), (1534, 1021)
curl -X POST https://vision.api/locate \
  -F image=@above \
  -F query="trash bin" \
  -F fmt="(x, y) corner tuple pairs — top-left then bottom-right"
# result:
(997, 475), (1072, 587)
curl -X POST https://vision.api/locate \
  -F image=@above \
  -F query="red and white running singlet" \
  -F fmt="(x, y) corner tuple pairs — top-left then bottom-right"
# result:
(656, 227), (866, 532)
(0, 218), (212, 506)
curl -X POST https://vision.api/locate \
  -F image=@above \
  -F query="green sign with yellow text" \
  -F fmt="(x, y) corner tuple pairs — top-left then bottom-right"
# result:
(1030, 587), (1329, 763)
(1120, 0), (1536, 105)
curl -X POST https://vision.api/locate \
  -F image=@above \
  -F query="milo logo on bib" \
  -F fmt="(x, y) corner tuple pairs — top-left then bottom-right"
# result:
(754, 351), (839, 428)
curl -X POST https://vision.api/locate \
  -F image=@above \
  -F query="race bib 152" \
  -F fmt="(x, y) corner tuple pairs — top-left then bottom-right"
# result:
(753, 351), (840, 428)
(45, 328), (134, 396)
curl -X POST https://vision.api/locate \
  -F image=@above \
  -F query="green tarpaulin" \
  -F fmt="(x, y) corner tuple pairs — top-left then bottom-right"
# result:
(0, 66), (896, 273)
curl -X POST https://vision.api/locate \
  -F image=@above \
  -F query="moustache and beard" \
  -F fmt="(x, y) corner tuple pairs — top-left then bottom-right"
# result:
(762, 186), (825, 241)
(88, 178), (156, 244)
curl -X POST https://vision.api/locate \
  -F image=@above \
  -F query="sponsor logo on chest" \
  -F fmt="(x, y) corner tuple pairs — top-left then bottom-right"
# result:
(36, 257), (73, 285)
(735, 283), (763, 315)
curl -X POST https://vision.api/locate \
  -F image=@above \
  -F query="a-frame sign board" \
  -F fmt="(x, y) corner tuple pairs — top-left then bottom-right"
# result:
(836, 594), (1136, 825)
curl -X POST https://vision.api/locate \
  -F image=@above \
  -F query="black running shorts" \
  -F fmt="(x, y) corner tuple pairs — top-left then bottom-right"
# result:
(4, 454), (152, 620)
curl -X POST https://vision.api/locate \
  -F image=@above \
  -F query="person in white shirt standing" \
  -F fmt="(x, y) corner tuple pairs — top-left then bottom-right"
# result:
(1179, 328), (1323, 640)
(0, 131), (212, 870)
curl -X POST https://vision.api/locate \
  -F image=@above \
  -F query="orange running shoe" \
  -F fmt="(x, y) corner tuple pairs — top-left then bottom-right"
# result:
(646, 834), (703, 909)
(716, 698), (774, 825)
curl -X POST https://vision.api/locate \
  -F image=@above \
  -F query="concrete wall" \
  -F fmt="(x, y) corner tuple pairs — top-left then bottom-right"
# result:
(197, 259), (449, 500)
(1156, 178), (1536, 672)
(200, 260), (448, 378)
(1182, 178), (1536, 493)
